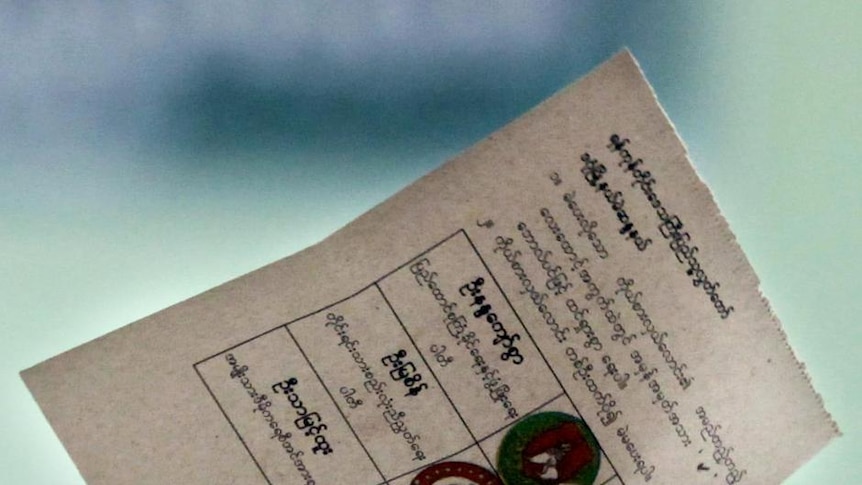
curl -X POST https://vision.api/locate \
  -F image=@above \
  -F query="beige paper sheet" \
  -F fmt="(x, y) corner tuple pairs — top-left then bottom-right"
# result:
(22, 51), (837, 485)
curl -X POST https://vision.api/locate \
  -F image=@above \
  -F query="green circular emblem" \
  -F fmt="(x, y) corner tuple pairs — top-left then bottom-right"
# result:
(497, 412), (601, 485)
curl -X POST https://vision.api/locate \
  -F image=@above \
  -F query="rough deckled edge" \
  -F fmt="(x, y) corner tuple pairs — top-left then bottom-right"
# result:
(621, 47), (841, 439)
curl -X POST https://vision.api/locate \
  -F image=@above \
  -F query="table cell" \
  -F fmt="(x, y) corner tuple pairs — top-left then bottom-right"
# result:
(379, 232), (562, 438)
(289, 285), (475, 480)
(388, 446), (499, 485)
(196, 328), (383, 484)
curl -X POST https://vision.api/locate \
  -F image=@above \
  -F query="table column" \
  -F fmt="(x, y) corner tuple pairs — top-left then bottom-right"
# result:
(378, 232), (563, 452)
(378, 231), (625, 485)
(288, 285), (476, 482)
(195, 326), (382, 484)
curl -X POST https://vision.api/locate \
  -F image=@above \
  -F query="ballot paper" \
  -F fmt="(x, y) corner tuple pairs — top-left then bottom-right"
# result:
(22, 51), (838, 485)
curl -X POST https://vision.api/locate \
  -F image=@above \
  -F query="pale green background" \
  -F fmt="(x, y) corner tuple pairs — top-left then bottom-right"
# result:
(2, 2), (859, 483)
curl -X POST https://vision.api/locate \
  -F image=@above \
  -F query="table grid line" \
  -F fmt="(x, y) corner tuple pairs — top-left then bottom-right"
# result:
(377, 390), (567, 485)
(193, 228), (627, 484)
(600, 474), (621, 485)
(284, 325), (388, 484)
(461, 229), (626, 485)
(192, 230), (466, 368)
(192, 364), (274, 485)
(374, 282), (498, 480)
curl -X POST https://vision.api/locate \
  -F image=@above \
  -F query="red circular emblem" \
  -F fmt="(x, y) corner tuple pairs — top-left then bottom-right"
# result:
(412, 461), (503, 485)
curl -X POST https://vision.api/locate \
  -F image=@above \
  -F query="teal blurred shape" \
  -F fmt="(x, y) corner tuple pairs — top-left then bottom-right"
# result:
(2, 2), (859, 484)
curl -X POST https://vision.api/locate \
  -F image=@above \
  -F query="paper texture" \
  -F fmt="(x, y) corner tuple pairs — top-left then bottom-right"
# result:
(22, 51), (837, 485)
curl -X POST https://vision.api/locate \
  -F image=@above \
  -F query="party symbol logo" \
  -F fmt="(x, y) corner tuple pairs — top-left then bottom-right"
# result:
(412, 461), (503, 485)
(497, 412), (601, 485)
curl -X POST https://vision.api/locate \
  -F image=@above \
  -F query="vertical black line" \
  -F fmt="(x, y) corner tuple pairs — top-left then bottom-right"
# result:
(284, 326), (388, 484)
(193, 364), (272, 485)
(378, 439), (485, 485)
(374, 283), (498, 476)
(599, 474), (621, 485)
(195, 230), (465, 366)
(474, 392), (565, 445)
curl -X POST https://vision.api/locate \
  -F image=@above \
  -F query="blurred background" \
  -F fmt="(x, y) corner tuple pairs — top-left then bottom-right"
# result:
(2, 1), (859, 483)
